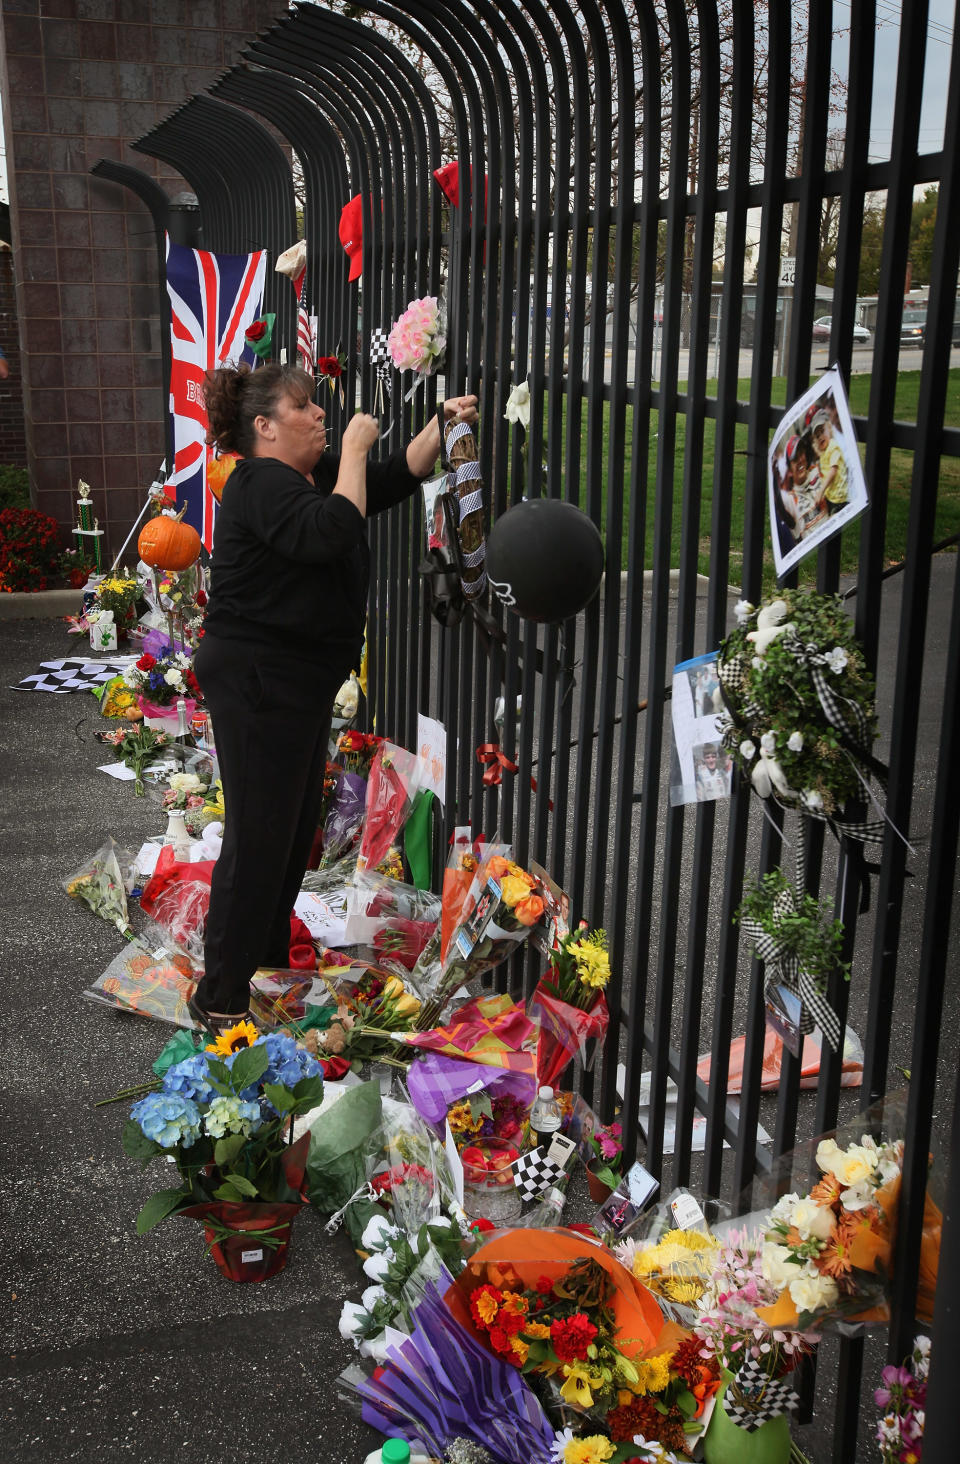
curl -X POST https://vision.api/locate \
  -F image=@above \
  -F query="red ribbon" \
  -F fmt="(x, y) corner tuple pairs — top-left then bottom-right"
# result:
(475, 742), (553, 809)
(476, 742), (519, 787)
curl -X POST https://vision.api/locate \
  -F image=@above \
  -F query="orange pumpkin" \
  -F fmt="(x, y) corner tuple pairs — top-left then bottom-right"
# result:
(138, 511), (202, 570)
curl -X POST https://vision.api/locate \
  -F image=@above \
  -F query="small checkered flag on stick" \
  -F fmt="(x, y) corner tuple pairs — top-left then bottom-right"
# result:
(370, 326), (392, 415)
(509, 1147), (567, 1203)
(721, 1356), (800, 1432)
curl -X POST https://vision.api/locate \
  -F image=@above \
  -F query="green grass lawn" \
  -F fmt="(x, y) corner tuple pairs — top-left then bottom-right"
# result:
(550, 369), (960, 591)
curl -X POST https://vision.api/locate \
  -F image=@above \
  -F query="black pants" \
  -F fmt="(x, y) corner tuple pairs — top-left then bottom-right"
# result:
(192, 634), (340, 1014)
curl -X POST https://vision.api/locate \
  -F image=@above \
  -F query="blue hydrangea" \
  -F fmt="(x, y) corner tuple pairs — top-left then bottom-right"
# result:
(161, 1052), (215, 1103)
(229, 1033), (321, 1090)
(131, 1092), (202, 1149)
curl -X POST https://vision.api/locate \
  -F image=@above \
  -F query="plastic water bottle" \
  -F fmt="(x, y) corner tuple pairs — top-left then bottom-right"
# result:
(361, 1441), (411, 1464)
(529, 1085), (561, 1148)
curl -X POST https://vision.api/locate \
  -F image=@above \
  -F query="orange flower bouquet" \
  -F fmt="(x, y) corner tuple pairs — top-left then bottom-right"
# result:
(530, 922), (611, 1087)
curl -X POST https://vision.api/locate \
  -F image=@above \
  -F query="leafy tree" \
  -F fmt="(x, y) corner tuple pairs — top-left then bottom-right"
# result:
(909, 185), (938, 286)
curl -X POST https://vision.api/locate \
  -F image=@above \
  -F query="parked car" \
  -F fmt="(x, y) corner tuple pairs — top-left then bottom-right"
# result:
(812, 315), (871, 343)
(901, 308), (927, 347)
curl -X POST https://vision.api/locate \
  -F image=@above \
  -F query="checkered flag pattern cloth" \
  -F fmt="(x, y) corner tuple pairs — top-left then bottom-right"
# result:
(370, 326), (392, 396)
(509, 1147), (567, 1203)
(11, 657), (132, 694)
(722, 1356), (799, 1431)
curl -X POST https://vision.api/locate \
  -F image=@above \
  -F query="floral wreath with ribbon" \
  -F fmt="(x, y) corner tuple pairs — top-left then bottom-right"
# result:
(717, 590), (895, 846)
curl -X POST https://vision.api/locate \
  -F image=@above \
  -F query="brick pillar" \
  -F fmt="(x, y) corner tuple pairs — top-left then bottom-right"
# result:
(0, 248), (27, 468)
(0, 0), (285, 559)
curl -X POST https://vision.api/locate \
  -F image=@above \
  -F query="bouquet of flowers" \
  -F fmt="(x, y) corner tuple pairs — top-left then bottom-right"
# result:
(388, 295), (447, 384)
(414, 851), (546, 1029)
(356, 741), (421, 876)
(92, 573), (140, 623)
(101, 723), (171, 794)
(314, 967), (422, 1070)
(122, 1031), (323, 1278)
(344, 866), (440, 969)
(874, 1335), (929, 1464)
(124, 642), (201, 714)
(717, 591), (882, 838)
(446, 1084), (530, 1152)
(530, 923), (611, 1088)
(692, 1227), (815, 1380)
(319, 731), (385, 870)
(63, 837), (134, 939)
(583, 1121), (624, 1194)
(747, 1113), (939, 1333)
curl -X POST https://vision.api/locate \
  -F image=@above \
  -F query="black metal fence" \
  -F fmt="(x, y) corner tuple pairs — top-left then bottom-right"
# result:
(110, 1), (960, 1455)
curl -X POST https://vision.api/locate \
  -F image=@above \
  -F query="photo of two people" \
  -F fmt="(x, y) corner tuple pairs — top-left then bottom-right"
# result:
(768, 364), (869, 578)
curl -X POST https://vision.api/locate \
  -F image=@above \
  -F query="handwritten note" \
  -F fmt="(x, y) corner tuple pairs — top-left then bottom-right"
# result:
(416, 712), (447, 804)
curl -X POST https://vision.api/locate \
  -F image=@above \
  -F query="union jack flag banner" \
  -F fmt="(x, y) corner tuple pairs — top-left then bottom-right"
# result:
(165, 236), (267, 550)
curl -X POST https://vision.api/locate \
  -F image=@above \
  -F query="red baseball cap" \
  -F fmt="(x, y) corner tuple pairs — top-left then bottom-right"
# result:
(338, 194), (363, 282)
(433, 160), (461, 207)
(785, 434), (803, 462)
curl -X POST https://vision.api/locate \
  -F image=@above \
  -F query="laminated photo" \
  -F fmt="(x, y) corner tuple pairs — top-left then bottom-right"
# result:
(768, 364), (868, 577)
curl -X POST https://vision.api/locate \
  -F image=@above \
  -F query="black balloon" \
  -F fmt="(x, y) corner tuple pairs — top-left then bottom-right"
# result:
(485, 498), (605, 622)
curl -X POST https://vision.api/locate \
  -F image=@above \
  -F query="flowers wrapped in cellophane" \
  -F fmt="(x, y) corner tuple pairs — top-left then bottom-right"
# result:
(445, 1227), (720, 1455)
(613, 1189), (724, 1327)
(339, 1268), (558, 1462)
(359, 1098), (460, 1239)
(343, 866), (440, 972)
(319, 730), (385, 869)
(413, 850), (547, 1029)
(311, 963), (423, 1070)
(356, 741), (422, 878)
(729, 1097), (941, 1335)
(63, 837), (135, 939)
(529, 923), (611, 1087)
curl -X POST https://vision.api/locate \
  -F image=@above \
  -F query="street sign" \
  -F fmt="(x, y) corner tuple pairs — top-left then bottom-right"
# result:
(779, 256), (796, 287)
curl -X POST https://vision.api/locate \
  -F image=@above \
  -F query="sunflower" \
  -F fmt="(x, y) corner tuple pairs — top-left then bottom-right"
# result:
(206, 1019), (259, 1056)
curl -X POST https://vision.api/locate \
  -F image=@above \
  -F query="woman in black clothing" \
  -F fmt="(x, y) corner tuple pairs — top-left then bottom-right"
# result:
(190, 362), (477, 1032)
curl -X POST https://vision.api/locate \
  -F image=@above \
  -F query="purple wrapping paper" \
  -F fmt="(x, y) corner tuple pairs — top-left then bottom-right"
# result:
(356, 1270), (555, 1462)
(407, 1052), (537, 1127)
(322, 769), (368, 860)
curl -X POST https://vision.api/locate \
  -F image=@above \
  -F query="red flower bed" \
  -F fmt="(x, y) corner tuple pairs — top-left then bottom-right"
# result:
(0, 507), (62, 592)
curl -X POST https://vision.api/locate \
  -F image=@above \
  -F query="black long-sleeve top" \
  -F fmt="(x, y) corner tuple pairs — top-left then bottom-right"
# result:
(203, 449), (423, 671)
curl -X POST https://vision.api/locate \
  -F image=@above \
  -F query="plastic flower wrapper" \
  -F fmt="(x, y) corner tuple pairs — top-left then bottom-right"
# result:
(82, 932), (198, 1026)
(319, 762), (369, 869)
(138, 843), (214, 966)
(344, 866), (441, 970)
(727, 1092), (941, 1335)
(414, 850), (547, 1029)
(446, 1229), (687, 1423)
(363, 1100), (458, 1237)
(304, 1078), (385, 1246)
(63, 837), (135, 939)
(406, 828), (482, 1000)
(311, 964), (423, 1069)
(531, 923), (611, 1088)
(342, 1211), (481, 1350)
(613, 1189), (722, 1326)
(356, 741), (422, 877)
(341, 1266), (557, 1462)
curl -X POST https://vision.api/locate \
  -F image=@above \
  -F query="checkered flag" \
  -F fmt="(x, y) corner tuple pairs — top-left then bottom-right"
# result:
(11, 657), (132, 693)
(370, 326), (392, 398)
(509, 1147), (567, 1203)
(721, 1356), (799, 1431)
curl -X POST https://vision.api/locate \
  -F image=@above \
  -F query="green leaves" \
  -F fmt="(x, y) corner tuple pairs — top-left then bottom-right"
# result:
(225, 1043), (269, 1093)
(213, 1133), (248, 1168)
(212, 1173), (259, 1203)
(122, 1119), (162, 1164)
(135, 1186), (189, 1235)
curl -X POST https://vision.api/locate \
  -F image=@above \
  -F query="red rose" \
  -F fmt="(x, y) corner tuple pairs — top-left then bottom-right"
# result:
(194, 588), (207, 607)
(136, 654), (156, 671)
(245, 319), (267, 342)
(318, 355), (343, 377)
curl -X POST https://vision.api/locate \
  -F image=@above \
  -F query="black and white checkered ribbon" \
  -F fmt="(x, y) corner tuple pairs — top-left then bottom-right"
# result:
(740, 822), (843, 1051)
(722, 1356), (799, 1430)
(509, 1147), (567, 1203)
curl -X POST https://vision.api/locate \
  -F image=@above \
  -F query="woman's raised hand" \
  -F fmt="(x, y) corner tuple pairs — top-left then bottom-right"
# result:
(342, 412), (380, 455)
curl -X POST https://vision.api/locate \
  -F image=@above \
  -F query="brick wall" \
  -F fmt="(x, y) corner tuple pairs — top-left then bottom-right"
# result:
(0, 0), (285, 557)
(0, 248), (27, 467)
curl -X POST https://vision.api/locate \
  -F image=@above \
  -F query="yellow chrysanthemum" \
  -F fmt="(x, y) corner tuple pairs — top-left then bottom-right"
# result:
(510, 1336), (530, 1365)
(632, 1353), (671, 1395)
(661, 1278), (707, 1304)
(474, 1290), (499, 1326)
(571, 939), (610, 990)
(564, 1438), (615, 1464)
(448, 1102), (483, 1134)
(524, 1320), (552, 1339)
(206, 1019), (259, 1057)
